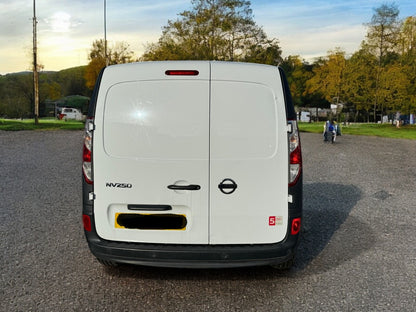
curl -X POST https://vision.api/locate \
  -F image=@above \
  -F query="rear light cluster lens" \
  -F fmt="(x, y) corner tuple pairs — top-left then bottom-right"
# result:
(288, 120), (302, 186)
(82, 118), (94, 184)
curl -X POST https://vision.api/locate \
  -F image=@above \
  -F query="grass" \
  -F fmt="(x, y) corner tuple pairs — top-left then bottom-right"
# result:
(299, 122), (416, 140)
(0, 118), (85, 131)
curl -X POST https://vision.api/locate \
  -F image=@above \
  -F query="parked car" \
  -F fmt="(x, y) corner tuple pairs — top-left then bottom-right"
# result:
(59, 107), (83, 121)
(82, 61), (303, 269)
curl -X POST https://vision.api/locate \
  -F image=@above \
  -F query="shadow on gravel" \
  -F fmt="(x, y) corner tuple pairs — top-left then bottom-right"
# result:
(294, 182), (376, 274)
(101, 183), (375, 280)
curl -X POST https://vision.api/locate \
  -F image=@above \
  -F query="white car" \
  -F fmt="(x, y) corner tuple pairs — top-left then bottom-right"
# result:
(82, 61), (303, 269)
(59, 107), (83, 121)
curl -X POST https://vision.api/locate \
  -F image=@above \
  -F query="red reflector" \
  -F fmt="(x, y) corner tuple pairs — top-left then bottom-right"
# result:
(165, 70), (199, 76)
(291, 218), (301, 235)
(83, 215), (92, 232)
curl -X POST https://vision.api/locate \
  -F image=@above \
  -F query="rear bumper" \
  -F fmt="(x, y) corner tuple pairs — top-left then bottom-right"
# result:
(84, 216), (300, 269)
(82, 175), (302, 269)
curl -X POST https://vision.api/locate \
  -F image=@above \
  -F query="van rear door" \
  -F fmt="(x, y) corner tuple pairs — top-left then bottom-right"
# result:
(209, 63), (289, 244)
(93, 62), (210, 244)
(92, 62), (288, 246)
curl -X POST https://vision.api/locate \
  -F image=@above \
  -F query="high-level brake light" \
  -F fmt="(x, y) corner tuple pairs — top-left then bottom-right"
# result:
(165, 70), (199, 76)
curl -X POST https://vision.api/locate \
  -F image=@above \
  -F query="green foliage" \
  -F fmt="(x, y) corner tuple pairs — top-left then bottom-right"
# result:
(141, 0), (282, 65)
(0, 72), (41, 119)
(305, 48), (346, 104)
(55, 66), (90, 96)
(280, 56), (320, 107)
(343, 45), (377, 121)
(85, 39), (135, 89)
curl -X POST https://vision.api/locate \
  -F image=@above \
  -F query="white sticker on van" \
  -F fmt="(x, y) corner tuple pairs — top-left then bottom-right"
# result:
(269, 216), (283, 226)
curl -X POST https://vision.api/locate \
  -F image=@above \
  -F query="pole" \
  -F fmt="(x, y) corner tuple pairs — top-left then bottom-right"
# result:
(104, 0), (108, 67)
(33, 0), (39, 125)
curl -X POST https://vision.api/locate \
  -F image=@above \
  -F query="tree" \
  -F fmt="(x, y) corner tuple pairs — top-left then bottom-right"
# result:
(2, 74), (34, 118)
(398, 16), (416, 117)
(344, 44), (377, 122)
(364, 3), (401, 122)
(366, 3), (400, 64)
(85, 39), (135, 89)
(141, 0), (282, 65)
(280, 56), (314, 107)
(398, 16), (416, 57)
(305, 49), (347, 110)
(379, 63), (409, 115)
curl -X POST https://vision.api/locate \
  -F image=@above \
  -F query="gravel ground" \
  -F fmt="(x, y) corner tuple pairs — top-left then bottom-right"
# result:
(0, 130), (415, 311)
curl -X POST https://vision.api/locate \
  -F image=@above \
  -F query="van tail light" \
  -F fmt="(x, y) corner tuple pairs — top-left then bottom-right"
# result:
(82, 118), (94, 184)
(288, 120), (302, 186)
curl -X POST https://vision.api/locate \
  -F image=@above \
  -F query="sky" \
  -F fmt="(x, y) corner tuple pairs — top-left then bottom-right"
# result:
(0, 0), (415, 74)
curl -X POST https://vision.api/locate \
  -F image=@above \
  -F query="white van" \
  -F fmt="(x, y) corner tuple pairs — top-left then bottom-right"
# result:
(82, 61), (302, 269)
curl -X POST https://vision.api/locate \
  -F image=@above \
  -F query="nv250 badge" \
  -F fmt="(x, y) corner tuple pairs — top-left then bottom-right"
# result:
(105, 182), (133, 188)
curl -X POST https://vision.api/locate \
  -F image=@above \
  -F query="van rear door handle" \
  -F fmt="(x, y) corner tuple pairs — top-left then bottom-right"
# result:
(167, 184), (201, 191)
(128, 204), (172, 211)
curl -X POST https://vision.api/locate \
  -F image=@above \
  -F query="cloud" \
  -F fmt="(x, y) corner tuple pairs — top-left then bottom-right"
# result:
(280, 24), (367, 61)
(45, 12), (71, 33)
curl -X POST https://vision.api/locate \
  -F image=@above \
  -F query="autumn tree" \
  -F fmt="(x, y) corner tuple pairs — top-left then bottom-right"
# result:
(305, 48), (347, 111)
(280, 56), (315, 107)
(343, 45), (377, 122)
(141, 0), (282, 65)
(398, 16), (416, 57)
(366, 3), (400, 64)
(399, 16), (416, 116)
(85, 39), (135, 89)
(364, 3), (401, 121)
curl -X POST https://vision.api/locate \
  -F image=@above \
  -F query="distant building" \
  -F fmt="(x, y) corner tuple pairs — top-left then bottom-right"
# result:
(296, 107), (333, 121)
